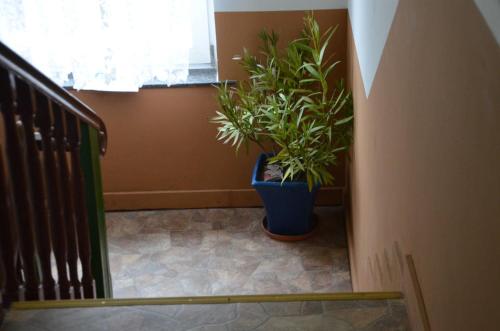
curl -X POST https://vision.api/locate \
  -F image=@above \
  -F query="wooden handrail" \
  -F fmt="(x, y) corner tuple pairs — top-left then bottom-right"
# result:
(0, 41), (107, 154)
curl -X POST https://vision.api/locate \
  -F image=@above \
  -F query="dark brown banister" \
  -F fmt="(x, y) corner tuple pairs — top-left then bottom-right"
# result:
(0, 41), (106, 154)
(0, 41), (112, 305)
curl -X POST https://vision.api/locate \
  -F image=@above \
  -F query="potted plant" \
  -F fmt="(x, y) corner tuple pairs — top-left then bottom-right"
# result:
(212, 14), (353, 240)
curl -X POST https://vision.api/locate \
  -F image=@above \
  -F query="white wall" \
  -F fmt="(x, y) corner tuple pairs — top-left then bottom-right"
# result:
(473, 0), (500, 44)
(348, 0), (399, 97)
(214, 0), (347, 12)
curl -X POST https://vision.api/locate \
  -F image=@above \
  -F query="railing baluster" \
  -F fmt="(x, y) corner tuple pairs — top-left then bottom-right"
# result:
(0, 68), (40, 301)
(0, 147), (22, 303)
(80, 123), (112, 298)
(52, 104), (81, 299)
(1, 41), (108, 303)
(35, 93), (71, 299)
(67, 115), (95, 298)
(0, 245), (6, 304)
(16, 79), (56, 300)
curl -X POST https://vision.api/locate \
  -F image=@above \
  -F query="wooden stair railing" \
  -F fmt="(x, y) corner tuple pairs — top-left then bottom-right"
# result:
(0, 41), (112, 304)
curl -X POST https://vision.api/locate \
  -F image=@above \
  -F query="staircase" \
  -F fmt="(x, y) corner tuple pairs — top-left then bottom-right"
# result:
(0, 42), (411, 330)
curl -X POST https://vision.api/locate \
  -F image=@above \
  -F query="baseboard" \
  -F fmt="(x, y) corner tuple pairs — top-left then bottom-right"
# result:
(104, 187), (343, 211)
(344, 201), (357, 290)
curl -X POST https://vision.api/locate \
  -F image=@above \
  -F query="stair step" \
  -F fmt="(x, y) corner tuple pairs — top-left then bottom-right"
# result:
(1, 293), (410, 330)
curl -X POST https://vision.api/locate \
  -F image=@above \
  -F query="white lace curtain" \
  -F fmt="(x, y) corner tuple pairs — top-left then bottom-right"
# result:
(0, 0), (193, 91)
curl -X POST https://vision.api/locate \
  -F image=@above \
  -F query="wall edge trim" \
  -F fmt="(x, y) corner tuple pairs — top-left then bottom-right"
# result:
(406, 255), (432, 331)
(104, 187), (344, 211)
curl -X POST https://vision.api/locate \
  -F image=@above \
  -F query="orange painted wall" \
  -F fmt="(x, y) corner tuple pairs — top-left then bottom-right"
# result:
(347, 1), (500, 330)
(71, 10), (348, 210)
(216, 10), (347, 83)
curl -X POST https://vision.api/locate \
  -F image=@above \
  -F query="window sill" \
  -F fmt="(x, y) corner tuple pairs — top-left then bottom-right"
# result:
(141, 80), (236, 89)
(64, 68), (237, 91)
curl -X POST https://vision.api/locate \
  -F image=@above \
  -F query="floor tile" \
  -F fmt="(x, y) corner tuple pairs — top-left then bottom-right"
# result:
(1, 299), (410, 331)
(106, 207), (352, 297)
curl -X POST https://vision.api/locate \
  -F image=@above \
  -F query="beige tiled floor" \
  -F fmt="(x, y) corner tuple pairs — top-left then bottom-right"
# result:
(106, 207), (352, 298)
(2, 299), (410, 330)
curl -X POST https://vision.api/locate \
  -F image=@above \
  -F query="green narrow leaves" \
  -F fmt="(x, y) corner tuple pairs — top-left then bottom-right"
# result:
(212, 13), (354, 190)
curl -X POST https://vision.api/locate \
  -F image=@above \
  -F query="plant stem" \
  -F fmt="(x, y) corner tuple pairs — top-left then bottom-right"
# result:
(251, 138), (267, 153)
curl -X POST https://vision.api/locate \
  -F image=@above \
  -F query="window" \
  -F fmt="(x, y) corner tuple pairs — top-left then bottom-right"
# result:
(0, 0), (217, 91)
(147, 0), (218, 86)
(189, 0), (216, 68)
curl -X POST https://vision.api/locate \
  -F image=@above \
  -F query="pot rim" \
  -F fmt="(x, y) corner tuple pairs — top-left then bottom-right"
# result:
(251, 153), (320, 189)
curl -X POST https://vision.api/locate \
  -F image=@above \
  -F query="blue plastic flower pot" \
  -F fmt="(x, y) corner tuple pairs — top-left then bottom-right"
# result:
(251, 153), (319, 236)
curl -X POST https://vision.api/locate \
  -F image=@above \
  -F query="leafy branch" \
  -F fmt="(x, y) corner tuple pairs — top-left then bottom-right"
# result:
(212, 13), (353, 190)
